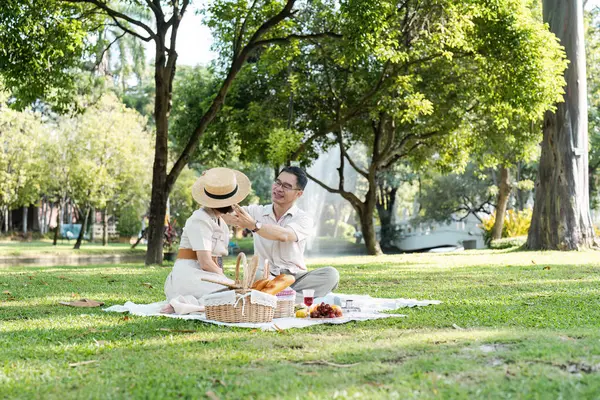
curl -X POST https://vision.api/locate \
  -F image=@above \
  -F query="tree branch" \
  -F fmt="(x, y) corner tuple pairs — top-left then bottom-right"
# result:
(379, 130), (442, 169)
(145, 0), (164, 20)
(253, 32), (343, 48)
(338, 133), (368, 178)
(94, 31), (126, 69)
(306, 172), (364, 210)
(234, 0), (260, 57)
(167, 0), (298, 191)
(109, 14), (153, 42)
(63, 0), (157, 40)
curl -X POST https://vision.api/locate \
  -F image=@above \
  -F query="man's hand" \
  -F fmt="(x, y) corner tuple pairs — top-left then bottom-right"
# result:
(221, 204), (256, 230)
(231, 204), (256, 230)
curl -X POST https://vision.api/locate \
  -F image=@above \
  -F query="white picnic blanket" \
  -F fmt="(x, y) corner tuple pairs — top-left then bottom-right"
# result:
(103, 293), (441, 331)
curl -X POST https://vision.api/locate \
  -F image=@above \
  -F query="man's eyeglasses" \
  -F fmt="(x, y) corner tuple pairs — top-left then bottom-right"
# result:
(273, 179), (301, 192)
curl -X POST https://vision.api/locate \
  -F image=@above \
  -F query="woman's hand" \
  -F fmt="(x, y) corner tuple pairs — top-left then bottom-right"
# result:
(196, 250), (224, 275)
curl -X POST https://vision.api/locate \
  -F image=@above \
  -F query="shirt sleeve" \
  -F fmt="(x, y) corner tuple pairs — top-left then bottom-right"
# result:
(243, 204), (260, 221)
(184, 216), (214, 251)
(287, 214), (314, 242)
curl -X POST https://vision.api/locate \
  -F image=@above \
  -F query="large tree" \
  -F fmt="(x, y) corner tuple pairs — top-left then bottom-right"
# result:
(0, 0), (344, 263)
(218, 0), (566, 255)
(527, 0), (598, 249)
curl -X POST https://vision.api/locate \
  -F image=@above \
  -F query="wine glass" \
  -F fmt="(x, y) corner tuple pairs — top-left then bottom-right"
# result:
(303, 289), (315, 308)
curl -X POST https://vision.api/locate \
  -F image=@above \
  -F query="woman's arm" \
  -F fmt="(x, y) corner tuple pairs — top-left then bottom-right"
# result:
(195, 250), (224, 274)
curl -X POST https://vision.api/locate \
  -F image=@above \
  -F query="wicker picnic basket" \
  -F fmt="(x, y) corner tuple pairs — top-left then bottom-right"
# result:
(204, 253), (277, 323)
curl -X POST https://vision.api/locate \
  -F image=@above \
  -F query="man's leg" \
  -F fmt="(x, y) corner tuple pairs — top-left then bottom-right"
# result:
(289, 266), (340, 303)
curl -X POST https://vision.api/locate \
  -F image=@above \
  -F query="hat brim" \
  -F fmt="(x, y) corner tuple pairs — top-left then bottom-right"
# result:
(191, 170), (251, 208)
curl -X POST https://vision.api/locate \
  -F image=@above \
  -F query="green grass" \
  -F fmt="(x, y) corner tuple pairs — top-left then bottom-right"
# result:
(0, 240), (146, 256)
(2, 250), (600, 399)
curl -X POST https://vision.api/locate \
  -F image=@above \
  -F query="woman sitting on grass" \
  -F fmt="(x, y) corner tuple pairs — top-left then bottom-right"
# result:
(163, 167), (250, 302)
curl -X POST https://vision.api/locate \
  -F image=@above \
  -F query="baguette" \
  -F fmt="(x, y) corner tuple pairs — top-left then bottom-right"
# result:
(251, 278), (270, 291)
(260, 274), (295, 295)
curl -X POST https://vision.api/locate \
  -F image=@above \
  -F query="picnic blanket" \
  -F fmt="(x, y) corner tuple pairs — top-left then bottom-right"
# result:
(103, 294), (441, 331)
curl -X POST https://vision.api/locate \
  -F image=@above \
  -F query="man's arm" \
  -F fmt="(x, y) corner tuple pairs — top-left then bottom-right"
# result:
(223, 204), (297, 242)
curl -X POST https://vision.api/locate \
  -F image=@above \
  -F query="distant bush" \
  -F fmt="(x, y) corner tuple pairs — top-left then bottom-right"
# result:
(490, 236), (527, 249)
(117, 206), (142, 237)
(480, 209), (532, 245)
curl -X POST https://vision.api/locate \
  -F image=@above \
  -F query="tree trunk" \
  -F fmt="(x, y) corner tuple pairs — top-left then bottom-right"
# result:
(90, 207), (95, 241)
(3, 207), (7, 233)
(491, 166), (512, 240)
(145, 54), (171, 264)
(102, 207), (108, 246)
(53, 202), (62, 246)
(527, 0), (597, 249)
(40, 199), (46, 234)
(74, 207), (90, 250)
(359, 205), (382, 256)
(22, 206), (28, 234)
(376, 185), (398, 250)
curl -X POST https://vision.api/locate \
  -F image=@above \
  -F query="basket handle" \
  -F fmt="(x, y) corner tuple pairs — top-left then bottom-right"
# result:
(263, 259), (270, 279)
(246, 256), (260, 289)
(235, 252), (247, 286)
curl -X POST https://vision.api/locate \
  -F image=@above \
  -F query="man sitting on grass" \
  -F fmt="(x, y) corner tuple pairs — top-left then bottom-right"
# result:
(223, 166), (339, 303)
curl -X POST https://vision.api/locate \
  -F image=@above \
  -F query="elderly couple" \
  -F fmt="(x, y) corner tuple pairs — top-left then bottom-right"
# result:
(163, 166), (339, 305)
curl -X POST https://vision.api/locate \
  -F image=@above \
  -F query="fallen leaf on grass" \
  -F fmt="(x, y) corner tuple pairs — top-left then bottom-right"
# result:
(452, 324), (464, 330)
(141, 282), (154, 289)
(58, 275), (73, 282)
(93, 339), (107, 346)
(206, 391), (220, 400)
(505, 368), (516, 378)
(559, 335), (576, 341)
(156, 328), (197, 333)
(59, 299), (105, 307)
(3, 290), (11, 295)
(69, 360), (98, 367)
(71, 292), (80, 298)
(543, 266), (551, 270)
(302, 360), (360, 368)
(122, 316), (130, 321)
(210, 378), (227, 387)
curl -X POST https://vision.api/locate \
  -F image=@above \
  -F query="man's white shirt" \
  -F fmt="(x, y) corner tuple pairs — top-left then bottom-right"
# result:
(243, 204), (314, 275)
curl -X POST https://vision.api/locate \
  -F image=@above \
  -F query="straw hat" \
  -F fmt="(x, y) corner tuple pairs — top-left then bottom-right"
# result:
(191, 168), (251, 208)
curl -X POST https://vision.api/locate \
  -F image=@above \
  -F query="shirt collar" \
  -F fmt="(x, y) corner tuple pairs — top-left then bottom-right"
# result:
(264, 204), (298, 218)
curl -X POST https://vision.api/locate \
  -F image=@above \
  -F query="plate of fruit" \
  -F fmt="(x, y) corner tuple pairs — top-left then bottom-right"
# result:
(309, 302), (343, 318)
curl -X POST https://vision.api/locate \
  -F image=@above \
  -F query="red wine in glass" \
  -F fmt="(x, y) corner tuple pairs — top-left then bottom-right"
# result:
(304, 296), (314, 307)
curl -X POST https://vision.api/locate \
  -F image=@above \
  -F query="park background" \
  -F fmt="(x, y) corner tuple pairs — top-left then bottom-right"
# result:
(2, 1), (600, 399)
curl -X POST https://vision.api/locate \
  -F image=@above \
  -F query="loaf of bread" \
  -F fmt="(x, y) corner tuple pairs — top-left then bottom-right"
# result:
(251, 278), (270, 291)
(260, 274), (295, 295)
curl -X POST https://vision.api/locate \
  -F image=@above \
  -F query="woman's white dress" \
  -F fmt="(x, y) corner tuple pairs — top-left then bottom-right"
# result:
(164, 208), (235, 302)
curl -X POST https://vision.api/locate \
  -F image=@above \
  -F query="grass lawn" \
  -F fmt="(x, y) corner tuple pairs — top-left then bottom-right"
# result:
(0, 241), (146, 257)
(1, 249), (600, 399)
